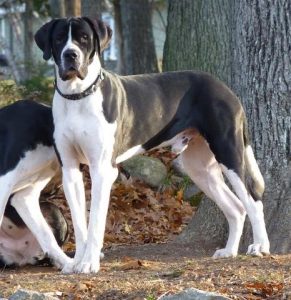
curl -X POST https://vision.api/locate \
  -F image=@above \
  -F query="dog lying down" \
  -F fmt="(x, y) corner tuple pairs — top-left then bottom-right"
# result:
(0, 200), (68, 268)
(0, 100), (71, 268)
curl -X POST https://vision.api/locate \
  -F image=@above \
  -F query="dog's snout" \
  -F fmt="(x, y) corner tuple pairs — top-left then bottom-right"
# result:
(64, 50), (79, 60)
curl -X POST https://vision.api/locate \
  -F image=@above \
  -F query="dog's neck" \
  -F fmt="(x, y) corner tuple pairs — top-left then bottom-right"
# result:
(54, 54), (102, 95)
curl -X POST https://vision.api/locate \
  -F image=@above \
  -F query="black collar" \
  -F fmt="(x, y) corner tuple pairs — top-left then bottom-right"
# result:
(54, 71), (104, 101)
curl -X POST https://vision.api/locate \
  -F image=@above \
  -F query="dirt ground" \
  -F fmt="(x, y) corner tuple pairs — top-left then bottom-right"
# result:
(0, 242), (290, 300)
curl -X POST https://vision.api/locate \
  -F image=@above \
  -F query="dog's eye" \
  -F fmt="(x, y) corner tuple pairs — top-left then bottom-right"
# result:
(80, 34), (89, 43)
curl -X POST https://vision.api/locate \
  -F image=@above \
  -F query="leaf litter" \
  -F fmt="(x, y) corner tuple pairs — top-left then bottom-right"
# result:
(0, 151), (290, 299)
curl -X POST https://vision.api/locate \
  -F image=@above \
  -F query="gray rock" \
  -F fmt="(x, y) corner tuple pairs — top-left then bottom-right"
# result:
(9, 289), (58, 300)
(172, 156), (186, 176)
(161, 288), (231, 300)
(122, 155), (167, 187)
(183, 184), (200, 200)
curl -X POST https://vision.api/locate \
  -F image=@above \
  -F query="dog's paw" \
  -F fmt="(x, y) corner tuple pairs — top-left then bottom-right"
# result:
(212, 248), (237, 259)
(54, 256), (73, 270)
(61, 261), (75, 274)
(247, 243), (270, 257)
(100, 251), (105, 259)
(74, 260), (100, 274)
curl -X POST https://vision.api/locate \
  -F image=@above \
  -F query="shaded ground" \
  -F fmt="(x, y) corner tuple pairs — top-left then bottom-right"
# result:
(1, 151), (290, 299)
(0, 243), (290, 299)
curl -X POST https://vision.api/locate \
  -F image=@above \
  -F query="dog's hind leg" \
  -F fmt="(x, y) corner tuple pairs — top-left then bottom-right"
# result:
(10, 179), (72, 269)
(220, 161), (270, 256)
(206, 123), (270, 256)
(180, 135), (246, 258)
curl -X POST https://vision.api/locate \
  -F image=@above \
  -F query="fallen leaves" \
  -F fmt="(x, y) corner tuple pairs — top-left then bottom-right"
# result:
(104, 181), (194, 245)
(48, 161), (195, 249)
(245, 281), (284, 298)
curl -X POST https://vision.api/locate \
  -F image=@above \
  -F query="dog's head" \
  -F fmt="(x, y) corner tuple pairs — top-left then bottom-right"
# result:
(35, 17), (112, 81)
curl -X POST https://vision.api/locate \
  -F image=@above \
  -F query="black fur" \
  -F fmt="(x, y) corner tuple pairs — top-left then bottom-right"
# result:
(0, 100), (54, 176)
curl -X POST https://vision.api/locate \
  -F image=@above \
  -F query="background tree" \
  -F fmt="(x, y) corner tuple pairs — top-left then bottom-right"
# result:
(23, 0), (34, 80)
(81, 0), (102, 18)
(164, 0), (291, 253)
(49, 0), (65, 18)
(164, 0), (233, 249)
(115, 0), (158, 75)
(64, 0), (81, 17)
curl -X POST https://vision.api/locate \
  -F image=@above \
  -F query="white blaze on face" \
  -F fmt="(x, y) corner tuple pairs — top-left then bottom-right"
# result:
(60, 23), (84, 70)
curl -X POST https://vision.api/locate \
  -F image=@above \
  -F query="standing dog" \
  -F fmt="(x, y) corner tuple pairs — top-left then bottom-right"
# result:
(35, 17), (270, 274)
(0, 100), (71, 268)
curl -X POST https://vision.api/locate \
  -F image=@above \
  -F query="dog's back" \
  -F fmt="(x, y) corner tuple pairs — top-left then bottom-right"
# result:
(0, 100), (54, 176)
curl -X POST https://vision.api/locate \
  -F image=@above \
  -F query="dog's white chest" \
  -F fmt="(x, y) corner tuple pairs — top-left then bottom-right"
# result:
(53, 89), (116, 164)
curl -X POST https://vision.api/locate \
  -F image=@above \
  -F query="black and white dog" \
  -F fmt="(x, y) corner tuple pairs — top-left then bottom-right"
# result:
(0, 100), (71, 268)
(34, 17), (270, 273)
(1, 197), (68, 267)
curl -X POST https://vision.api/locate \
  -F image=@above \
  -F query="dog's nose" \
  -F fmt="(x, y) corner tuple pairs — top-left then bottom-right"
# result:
(64, 50), (79, 60)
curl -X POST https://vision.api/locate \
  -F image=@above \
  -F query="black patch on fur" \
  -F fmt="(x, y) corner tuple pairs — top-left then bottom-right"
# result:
(0, 100), (54, 176)
(4, 196), (26, 227)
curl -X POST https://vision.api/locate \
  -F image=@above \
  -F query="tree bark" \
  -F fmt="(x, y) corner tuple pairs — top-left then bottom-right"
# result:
(163, 0), (233, 85)
(119, 0), (158, 75)
(81, 0), (102, 19)
(65, 0), (81, 17)
(113, 0), (125, 74)
(231, 0), (291, 253)
(164, 0), (291, 253)
(50, 0), (66, 18)
(164, 0), (233, 249)
(23, 0), (34, 81)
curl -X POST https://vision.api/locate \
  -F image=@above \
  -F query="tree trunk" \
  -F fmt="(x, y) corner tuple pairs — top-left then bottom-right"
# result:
(164, 0), (291, 253)
(81, 0), (102, 19)
(119, 0), (158, 75)
(65, 0), (81, 17)
(164, 0), (233, 249)
(23, 0), (34, 81)
(113, 0), (125, 74)
(163, 0), (233, 84)
(231, 0), (291, 253)
(50, 0), (66, 18)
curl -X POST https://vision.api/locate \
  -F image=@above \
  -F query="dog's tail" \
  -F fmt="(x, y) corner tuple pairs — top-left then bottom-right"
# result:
(243, 117), (265, 200)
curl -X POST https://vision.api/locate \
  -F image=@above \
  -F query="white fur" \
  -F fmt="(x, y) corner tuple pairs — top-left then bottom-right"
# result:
(245, 145), (265, 194)
(220, 164), (270, 256)
(0, 145), (72, 267)
(116, 130), (196, 164)
(116, 145), (145, 164)
(61, 24), (84, 74)
(56, 52), (101, 95)
(53, 54), (118, 273)
(180, 137), (246, 258)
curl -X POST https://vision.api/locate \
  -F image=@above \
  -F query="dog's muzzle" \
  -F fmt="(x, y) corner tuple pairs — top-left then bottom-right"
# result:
(60, 49), (83, 80)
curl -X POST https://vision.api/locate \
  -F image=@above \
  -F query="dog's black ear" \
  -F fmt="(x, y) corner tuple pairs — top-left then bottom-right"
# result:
(82, 17), (112, 55)
(34, 19), (59, 60)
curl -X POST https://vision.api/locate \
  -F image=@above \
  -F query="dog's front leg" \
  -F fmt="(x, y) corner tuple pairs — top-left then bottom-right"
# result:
(74, 159), (118, 274)
(61, 165), (88, 273)
(55, 140), (88, 273)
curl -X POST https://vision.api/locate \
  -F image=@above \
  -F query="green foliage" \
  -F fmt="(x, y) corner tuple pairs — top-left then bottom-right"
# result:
(145, 295), (156, 300)
(188, 191), (204, 207)
(22, 75), (54, 104)
(33, 0), (50, 16)
(0, 80), (24, 107)
(0, 76), (54, 107)
(0, 62), (54, 107)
